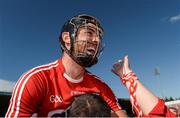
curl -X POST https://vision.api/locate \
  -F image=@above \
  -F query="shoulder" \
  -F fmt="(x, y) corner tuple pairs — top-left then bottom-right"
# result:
(23, 60), (59, 79)
(28, 60), (59, 75)
(16, 60), (59, 89)
(6, 60), (60, 117)
(11, 60), (59, 100)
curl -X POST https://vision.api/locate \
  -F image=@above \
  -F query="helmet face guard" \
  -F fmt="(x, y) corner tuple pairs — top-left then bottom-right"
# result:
(59, 14), (104, 67)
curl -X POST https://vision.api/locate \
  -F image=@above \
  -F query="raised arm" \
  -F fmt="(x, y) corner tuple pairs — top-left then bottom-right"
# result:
(112, 55), (176, 117)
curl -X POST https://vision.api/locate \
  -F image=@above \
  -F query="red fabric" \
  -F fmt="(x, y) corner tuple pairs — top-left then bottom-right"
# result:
(122, 72), (176, 117)
(6, 58), (121, 117)
(144, 99), (176, 117)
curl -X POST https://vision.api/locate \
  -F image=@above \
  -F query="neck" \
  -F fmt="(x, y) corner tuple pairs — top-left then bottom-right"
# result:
(62, 52), (85, 80)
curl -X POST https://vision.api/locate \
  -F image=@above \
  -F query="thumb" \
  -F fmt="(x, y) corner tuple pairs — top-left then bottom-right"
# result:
(124, 55), (129, 68)
(123, 55), (132, 74)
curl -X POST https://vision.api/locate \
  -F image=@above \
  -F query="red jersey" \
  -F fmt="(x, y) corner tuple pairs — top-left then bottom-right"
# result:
(145, 99), (176, 117)
(6, 58), (121, 117)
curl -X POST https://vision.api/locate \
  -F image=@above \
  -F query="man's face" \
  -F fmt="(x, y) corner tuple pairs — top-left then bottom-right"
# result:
(74, 25), (101, 56)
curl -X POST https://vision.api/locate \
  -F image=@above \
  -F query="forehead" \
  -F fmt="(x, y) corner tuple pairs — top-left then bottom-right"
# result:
(78, 25), (98, 32)
(77, 23), (103, 37)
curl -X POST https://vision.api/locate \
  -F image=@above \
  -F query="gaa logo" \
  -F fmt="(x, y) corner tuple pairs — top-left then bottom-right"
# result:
(50, 95), (63, 103)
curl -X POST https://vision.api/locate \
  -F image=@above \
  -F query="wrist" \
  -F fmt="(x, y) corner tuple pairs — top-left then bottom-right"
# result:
(121, 71), (138, 86)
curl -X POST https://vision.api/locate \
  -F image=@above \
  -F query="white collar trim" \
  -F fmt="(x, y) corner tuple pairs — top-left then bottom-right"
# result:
(63, 72), (83, 83)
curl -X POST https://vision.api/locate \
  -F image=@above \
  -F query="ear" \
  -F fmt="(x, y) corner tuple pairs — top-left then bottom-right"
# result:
(62, 32), (71, 50)
(62, 32), (71, 43)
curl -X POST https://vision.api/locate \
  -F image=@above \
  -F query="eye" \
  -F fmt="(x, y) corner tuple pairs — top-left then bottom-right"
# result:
(84, 31), (93, 36)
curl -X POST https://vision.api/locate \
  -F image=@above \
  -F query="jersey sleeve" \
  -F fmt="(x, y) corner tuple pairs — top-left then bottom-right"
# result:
(95, 79), (122, 112)
(145, 98), (176, 117)
(5, 71), (47, 117)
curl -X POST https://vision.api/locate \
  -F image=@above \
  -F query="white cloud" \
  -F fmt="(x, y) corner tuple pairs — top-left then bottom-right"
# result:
(0, 79), (16, 92)
(169, 14), (180, 23)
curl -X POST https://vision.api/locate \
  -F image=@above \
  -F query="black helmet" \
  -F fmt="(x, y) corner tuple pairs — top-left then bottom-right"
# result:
(59, 14), (104, 67)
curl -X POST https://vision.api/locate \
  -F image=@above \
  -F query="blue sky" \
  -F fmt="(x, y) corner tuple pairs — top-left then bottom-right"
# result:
(0, 0), (180, 99)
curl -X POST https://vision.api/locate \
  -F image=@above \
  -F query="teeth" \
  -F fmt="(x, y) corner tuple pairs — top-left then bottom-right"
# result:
(88, 48), (94, 50)
(87, 47), (95, 51)
(87, 49), (95, 55)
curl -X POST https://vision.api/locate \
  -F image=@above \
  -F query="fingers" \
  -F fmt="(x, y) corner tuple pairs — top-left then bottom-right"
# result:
(112, 59), (124, 77)
(111, 69), (119, 76)
(112, 55), (132, 77)
(113, 60), (124, 71)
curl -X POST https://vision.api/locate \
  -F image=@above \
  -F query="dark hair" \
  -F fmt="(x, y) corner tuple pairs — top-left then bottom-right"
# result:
(67, 93), (111, 117)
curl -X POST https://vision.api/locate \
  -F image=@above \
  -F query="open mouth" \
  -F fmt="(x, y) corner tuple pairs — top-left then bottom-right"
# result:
(74, 40), (98, 56)
(87, 48), (96, 55)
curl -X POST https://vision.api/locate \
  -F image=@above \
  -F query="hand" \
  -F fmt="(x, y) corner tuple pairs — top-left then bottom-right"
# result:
(112, 55), (132, 78)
